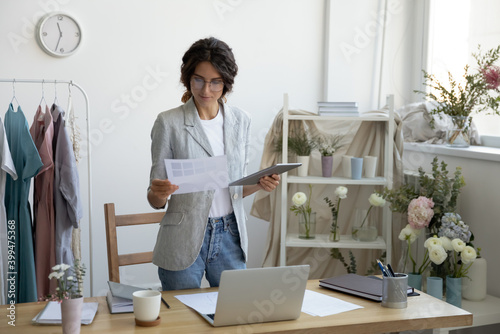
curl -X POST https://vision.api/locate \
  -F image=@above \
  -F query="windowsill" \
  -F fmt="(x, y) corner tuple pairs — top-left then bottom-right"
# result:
(404, 142), (500, 163)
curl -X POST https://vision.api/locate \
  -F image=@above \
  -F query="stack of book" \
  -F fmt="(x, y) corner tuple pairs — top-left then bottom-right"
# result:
(318, 101), (359, 116)
(106, 281), (143, 314)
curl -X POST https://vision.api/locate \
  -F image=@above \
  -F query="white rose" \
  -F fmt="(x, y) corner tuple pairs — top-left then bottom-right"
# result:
(439, 236), (453, 251)
(368, 193), (385, 207)
(292, 192), (307, 206)
(451, 238), (466, 252)
(424, 236), (442, 249)
(460, 246), (477, 264)
(398, 224), (421, 243)
(60, 264), (71, 271)
(429, 245), (448, 265)
(335, 186), (348, 199)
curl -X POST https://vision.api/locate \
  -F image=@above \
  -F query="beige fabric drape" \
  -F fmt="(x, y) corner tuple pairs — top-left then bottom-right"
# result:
(250, 107), (405, 279)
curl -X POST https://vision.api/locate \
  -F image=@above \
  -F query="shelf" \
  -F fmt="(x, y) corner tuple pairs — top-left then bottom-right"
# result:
(285, 234), (387, 249)
(287, 115), (390, 121)
(287, 175), (387, 185)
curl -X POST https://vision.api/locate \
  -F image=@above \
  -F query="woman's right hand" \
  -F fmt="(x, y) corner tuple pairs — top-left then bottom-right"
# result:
(150, 179), (179, 200)
(148, 179), (179, 208)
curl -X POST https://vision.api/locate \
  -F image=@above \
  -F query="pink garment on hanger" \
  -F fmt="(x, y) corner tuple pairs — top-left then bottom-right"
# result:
(30, 105), (56, 300)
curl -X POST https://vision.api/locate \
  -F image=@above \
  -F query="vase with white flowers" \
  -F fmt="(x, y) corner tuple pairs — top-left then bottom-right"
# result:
(424, 232), (477, 308)
(324, 186), (348, 242)
(291, 185), (315, 239)
(352, 193), (385, 241)
(47, 260), (86, 334)
(315, 134), (344, 177)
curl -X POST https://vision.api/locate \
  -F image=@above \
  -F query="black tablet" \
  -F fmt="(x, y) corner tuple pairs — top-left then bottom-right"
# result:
(229, 163), (301, 186)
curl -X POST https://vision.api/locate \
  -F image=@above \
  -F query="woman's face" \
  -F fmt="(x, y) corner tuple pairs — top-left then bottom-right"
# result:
(190, 61), (224, 115)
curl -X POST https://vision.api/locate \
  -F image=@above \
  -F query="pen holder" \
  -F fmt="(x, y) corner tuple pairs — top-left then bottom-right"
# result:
(381, 273), (408, 309)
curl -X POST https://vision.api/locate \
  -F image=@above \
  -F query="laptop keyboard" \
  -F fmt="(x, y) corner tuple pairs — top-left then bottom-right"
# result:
(206, 314), (215, 320)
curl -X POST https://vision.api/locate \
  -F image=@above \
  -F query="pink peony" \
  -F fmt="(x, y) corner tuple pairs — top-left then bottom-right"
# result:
(407, 196), (434, 229)
(482, 65), (500, 90)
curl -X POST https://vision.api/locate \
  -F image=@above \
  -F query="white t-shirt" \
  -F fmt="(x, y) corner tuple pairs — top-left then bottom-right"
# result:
(200, 109), (233, 218)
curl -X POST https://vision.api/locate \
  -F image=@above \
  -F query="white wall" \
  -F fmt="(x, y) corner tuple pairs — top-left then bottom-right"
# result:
(0, 0), (327, 296)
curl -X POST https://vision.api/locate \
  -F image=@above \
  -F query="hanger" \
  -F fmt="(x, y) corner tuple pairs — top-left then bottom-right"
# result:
(10, 79), (20, 110)
(53, 80), (59, 106)
(39, 79), (47, 108)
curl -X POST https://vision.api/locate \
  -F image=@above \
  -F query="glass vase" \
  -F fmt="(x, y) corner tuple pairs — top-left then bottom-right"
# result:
(351, 208), (377, 241)
(446, 275), (462, 308)
(298, 212), (316, 239)
(446, 116), (470, 148)
(329, 223), (340, 242)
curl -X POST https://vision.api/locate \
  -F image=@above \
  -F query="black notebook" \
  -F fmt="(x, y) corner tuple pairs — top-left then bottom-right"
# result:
(319, 274), (414, 302)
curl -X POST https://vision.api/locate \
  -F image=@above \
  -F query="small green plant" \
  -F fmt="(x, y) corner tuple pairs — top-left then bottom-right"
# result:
(287, 130), (315, 156)
(331, 248), (357, 274)
(315, 134), (344, 156)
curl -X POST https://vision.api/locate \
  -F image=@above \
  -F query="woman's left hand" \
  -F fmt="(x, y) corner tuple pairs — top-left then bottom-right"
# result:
(258, 174), (280, 192)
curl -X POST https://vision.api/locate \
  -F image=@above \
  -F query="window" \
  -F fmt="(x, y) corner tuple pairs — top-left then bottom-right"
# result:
(427, 0), (500, 138)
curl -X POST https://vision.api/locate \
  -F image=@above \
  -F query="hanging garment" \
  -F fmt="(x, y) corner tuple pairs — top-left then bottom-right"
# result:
(0, 116), (18, 305)
(52, 104), (83, 267)
(30, 105), (56, 300)
(4, 104), (43, 303)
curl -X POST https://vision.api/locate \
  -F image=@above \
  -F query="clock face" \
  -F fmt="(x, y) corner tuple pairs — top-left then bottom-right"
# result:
(37, 13), (82, 57)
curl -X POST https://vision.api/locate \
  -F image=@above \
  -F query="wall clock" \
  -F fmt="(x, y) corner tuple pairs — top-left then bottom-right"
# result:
(36, 12), (82, 57)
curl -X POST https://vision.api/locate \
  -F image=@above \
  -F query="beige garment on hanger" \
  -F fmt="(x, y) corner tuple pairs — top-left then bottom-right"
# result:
(250, 107), (405, 279)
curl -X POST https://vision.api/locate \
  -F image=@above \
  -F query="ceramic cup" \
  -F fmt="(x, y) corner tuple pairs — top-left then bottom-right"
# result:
(342, 155), (353, 178)
(381, 273), (408, 309)
(351, 157), (363, 180)
(363, 156), (377, 178)
(133, 290), (162, 322)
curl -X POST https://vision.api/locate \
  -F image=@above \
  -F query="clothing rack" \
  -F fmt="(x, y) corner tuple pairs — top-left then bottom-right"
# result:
(0, 78), (94, 296)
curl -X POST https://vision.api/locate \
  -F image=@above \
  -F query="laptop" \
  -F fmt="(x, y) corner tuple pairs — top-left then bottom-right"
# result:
(199, 265), (310, 327)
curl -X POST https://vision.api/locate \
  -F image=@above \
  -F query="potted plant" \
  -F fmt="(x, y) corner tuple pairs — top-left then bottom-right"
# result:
(315, 134), (344, 177)
(287, 130), (315, 176)
(415, 45), (500, 147)
(47, 259), (86, 334)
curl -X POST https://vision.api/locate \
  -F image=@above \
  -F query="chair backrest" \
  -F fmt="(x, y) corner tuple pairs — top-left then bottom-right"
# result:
(104, 203), (165, 283)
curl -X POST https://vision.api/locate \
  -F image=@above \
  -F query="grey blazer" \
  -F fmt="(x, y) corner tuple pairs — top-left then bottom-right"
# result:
(149, 97), (251, 271)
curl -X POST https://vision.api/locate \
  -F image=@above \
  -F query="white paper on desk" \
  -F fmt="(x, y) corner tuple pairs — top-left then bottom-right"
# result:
(164, 156), (229, 194)
(301, 290), (363, 317)
(174, 292), (218, 314)
(32, 301), (99, 325)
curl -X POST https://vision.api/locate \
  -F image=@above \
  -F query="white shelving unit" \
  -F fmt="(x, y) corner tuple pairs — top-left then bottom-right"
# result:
(279, 94), (395, 267)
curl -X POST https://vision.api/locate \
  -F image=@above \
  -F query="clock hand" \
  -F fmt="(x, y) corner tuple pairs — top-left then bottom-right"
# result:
(55, 22), (63, 52)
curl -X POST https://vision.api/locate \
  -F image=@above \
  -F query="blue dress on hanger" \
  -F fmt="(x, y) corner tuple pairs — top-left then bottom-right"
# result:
(4, 104), (43, 303)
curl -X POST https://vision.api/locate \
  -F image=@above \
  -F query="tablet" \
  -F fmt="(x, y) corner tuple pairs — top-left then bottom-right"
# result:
(229, 163), (301, 186)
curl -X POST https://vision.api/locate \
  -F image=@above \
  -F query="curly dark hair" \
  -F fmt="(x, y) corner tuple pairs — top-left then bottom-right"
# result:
(180, 37), (238, 103)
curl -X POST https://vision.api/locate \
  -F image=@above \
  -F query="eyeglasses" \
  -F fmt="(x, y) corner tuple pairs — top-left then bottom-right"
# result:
(191, 77), (224, 92)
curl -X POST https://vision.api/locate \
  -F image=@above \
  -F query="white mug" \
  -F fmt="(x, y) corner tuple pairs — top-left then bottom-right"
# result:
(342, 155), (353, 178)
(133, 290), (161, 322)
(364, 156), (377, 178)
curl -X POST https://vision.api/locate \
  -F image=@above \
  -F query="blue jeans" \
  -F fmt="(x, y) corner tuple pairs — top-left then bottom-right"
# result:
(158, 212), (246, 291)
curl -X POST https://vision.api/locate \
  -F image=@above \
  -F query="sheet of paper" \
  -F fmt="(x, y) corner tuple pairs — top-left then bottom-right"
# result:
(32, 301), (99, 325)
(174, 292), (218, 315)
(301, 290), (363, 317)
(164, 156), (229, 194)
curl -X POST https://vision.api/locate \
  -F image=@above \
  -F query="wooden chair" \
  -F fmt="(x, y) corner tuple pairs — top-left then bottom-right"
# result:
(104, 203), (165, 283)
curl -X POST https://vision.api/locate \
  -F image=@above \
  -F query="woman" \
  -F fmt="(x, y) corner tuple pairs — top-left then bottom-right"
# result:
(148, 37), (280, 290)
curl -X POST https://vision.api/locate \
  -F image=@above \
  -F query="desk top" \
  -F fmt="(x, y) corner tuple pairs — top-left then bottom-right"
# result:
(1, 280), (472, 334)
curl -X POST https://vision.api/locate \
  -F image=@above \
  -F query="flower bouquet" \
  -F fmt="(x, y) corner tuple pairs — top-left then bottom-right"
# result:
(324, 186), (348, 242)
(291, 185), (315, 239)
(416, 45), (500, 146)
(398, 196), (435, 276)
(47, 259), (86, 301)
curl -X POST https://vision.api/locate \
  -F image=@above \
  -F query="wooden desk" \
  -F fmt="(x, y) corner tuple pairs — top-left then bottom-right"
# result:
(1, 280), (472, 334)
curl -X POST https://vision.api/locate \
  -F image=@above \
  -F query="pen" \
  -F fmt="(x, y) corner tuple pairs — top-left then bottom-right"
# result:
(387, 263), (396, 277)
(376, 259), (389, 277)
(161, 297), (170, 309)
